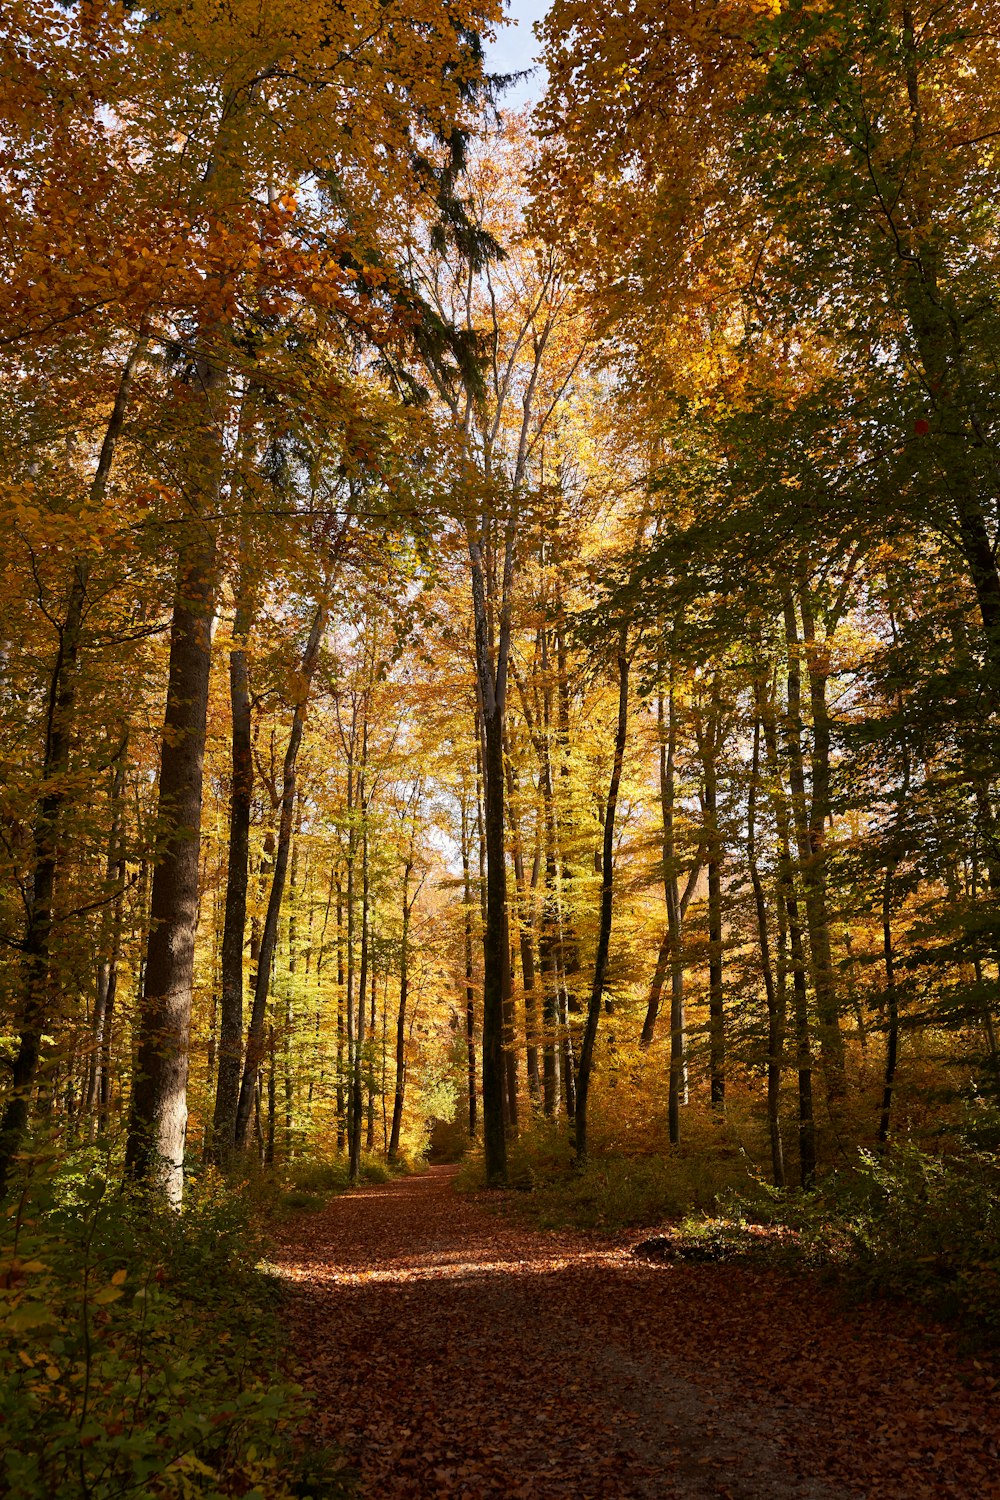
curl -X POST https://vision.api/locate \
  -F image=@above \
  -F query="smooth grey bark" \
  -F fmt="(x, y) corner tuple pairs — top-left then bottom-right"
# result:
(125, 515), (219, 1203)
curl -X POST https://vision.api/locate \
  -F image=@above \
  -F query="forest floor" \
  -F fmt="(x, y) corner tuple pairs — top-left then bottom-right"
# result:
(274, 1165), (999, 1500)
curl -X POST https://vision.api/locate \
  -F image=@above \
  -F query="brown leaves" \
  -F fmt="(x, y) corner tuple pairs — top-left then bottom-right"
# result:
(275, 1166), (1000, 1499)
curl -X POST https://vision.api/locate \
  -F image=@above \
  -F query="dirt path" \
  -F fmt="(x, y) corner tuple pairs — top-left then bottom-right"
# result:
(275, 1166), (999, 1500)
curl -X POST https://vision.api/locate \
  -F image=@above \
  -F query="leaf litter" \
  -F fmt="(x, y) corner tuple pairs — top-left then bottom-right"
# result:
(274, 1165), (999, 1499)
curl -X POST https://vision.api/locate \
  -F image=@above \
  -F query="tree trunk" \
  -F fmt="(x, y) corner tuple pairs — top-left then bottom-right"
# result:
(761, 674), (816, 1188)
(749, 696), (785, 1188)
(388, 859), (413, 1162)
(467, 525), (511, 1186)
(124, 517), (219, 1204)
(696, 681), (726, 1113)
(350, 811), (369, 1183)
(234, 597), (327, 1152)
(574, 630), (629, 1163)
(0, 336), (145, 1194)
(86, 740), (128, 1139)
(460, 791), (478, 1138)
(783, 594), (845, 1098)
(210, 595), (254, 1164)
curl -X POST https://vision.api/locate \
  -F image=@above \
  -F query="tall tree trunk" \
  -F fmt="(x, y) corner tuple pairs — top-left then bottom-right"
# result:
(505, 750), (541, 1106)
(761, 674), (816, 1188)
(575, 630), (629, 1163)
(877, 860), (900, 1150)
(86, 739), (128, 1139)
(350, 810), (369, 1184)
(460, 791), (478, 1137)
(749, 697), (785, 1188)
(336, 875), (346, 1153)
(642, 669), (698, 1144)
(784, 594), (844, 1098)
(388, 858), (413, 1162)
(467, 526), (512, 1186)
(210, 593), (254, 1164)
(234, 597), (327, 1152)
(366, 956), (376, 1153)
(125, 514), (219, 1203)
(696, 681), (726, 1113)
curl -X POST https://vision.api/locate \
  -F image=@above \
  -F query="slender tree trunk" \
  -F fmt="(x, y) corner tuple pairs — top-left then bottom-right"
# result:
(877, 861), (900, 1150)
(366, 955), (376, 1153)
(762, 675), (816, 1188)
(506, 751), (541, 1105)
(0, 337), (145, 1194)
(696, 682), (726, 1113)
(350, 812), (369, 1183)
(575, 630), (629, 1163)
(234, 597), (327, 1151)
(388, 859), (413, 1162)
(210, 595), (254, 1163)
(468, 528), (511, 1185)
(645, 670), (697, 1143)
(784, 593), (844, 1097)
(460, 793), (478, 1137)
(337, 873), (347, 1153)
(749, 699), (785, 1187)
(86, 740), (128, 1138)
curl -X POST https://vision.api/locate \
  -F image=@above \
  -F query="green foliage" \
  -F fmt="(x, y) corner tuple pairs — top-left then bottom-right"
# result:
(725, 1126), (1000, 1350)
(273, 1153), (405, 1216)
(0, 1166), (350, 1499)
(458, 1121), (750, 1228)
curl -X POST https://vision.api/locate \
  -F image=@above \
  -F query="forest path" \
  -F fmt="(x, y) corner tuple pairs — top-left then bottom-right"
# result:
(275, 1164), (999, 1500)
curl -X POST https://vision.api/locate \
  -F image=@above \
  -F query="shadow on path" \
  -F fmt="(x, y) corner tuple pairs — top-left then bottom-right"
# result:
(275, 1165), (998, 1500)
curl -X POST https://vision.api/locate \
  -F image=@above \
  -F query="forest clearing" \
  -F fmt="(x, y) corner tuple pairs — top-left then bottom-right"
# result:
(1, 0), (1000, 1495)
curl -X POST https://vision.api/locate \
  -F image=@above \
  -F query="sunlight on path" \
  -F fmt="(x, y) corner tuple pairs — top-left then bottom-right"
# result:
(274, 1166), (997, 1500)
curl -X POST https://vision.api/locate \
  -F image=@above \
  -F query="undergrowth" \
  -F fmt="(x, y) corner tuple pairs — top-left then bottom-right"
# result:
(460, 1104), (1000, 1351)
(274, 1152), (406, 1216)
(0, 1152), (358, 1499)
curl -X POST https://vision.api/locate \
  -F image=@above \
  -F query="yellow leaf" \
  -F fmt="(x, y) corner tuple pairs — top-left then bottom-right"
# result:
(93, 1286), (124, 1306)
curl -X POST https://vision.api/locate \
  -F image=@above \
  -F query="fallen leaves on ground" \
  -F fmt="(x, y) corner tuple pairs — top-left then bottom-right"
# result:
(274, 1165), (999, 1499)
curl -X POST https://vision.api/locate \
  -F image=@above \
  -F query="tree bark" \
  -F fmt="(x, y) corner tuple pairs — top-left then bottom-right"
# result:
(388, 855), (414, 1162)
(783, 593), (845, 1099)
(125, 517), (219, 1202)
(761, 672), (816, 1188)
(460, 790), (478, 1137)
(234, 597), (327, 1152)
(574, 629), (629, 1163)
(0, 335), (145, 1194)
(209, 594), (254, 1164)
(749, 694), (785, 1188)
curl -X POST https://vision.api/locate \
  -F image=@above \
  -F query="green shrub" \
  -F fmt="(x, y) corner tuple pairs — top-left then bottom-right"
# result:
(457, 1122), (750, 1229)
(0, 1167), (349, 1499)
(287, 1159), (351, 1196)
(359, 1156), (393, 1185)
(277, 1188), (327, 1213)
(723, 1136), (1000, 1349)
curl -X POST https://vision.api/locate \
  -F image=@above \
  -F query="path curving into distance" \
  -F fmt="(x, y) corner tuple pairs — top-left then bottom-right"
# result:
(274, 1164), (998, 1500)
